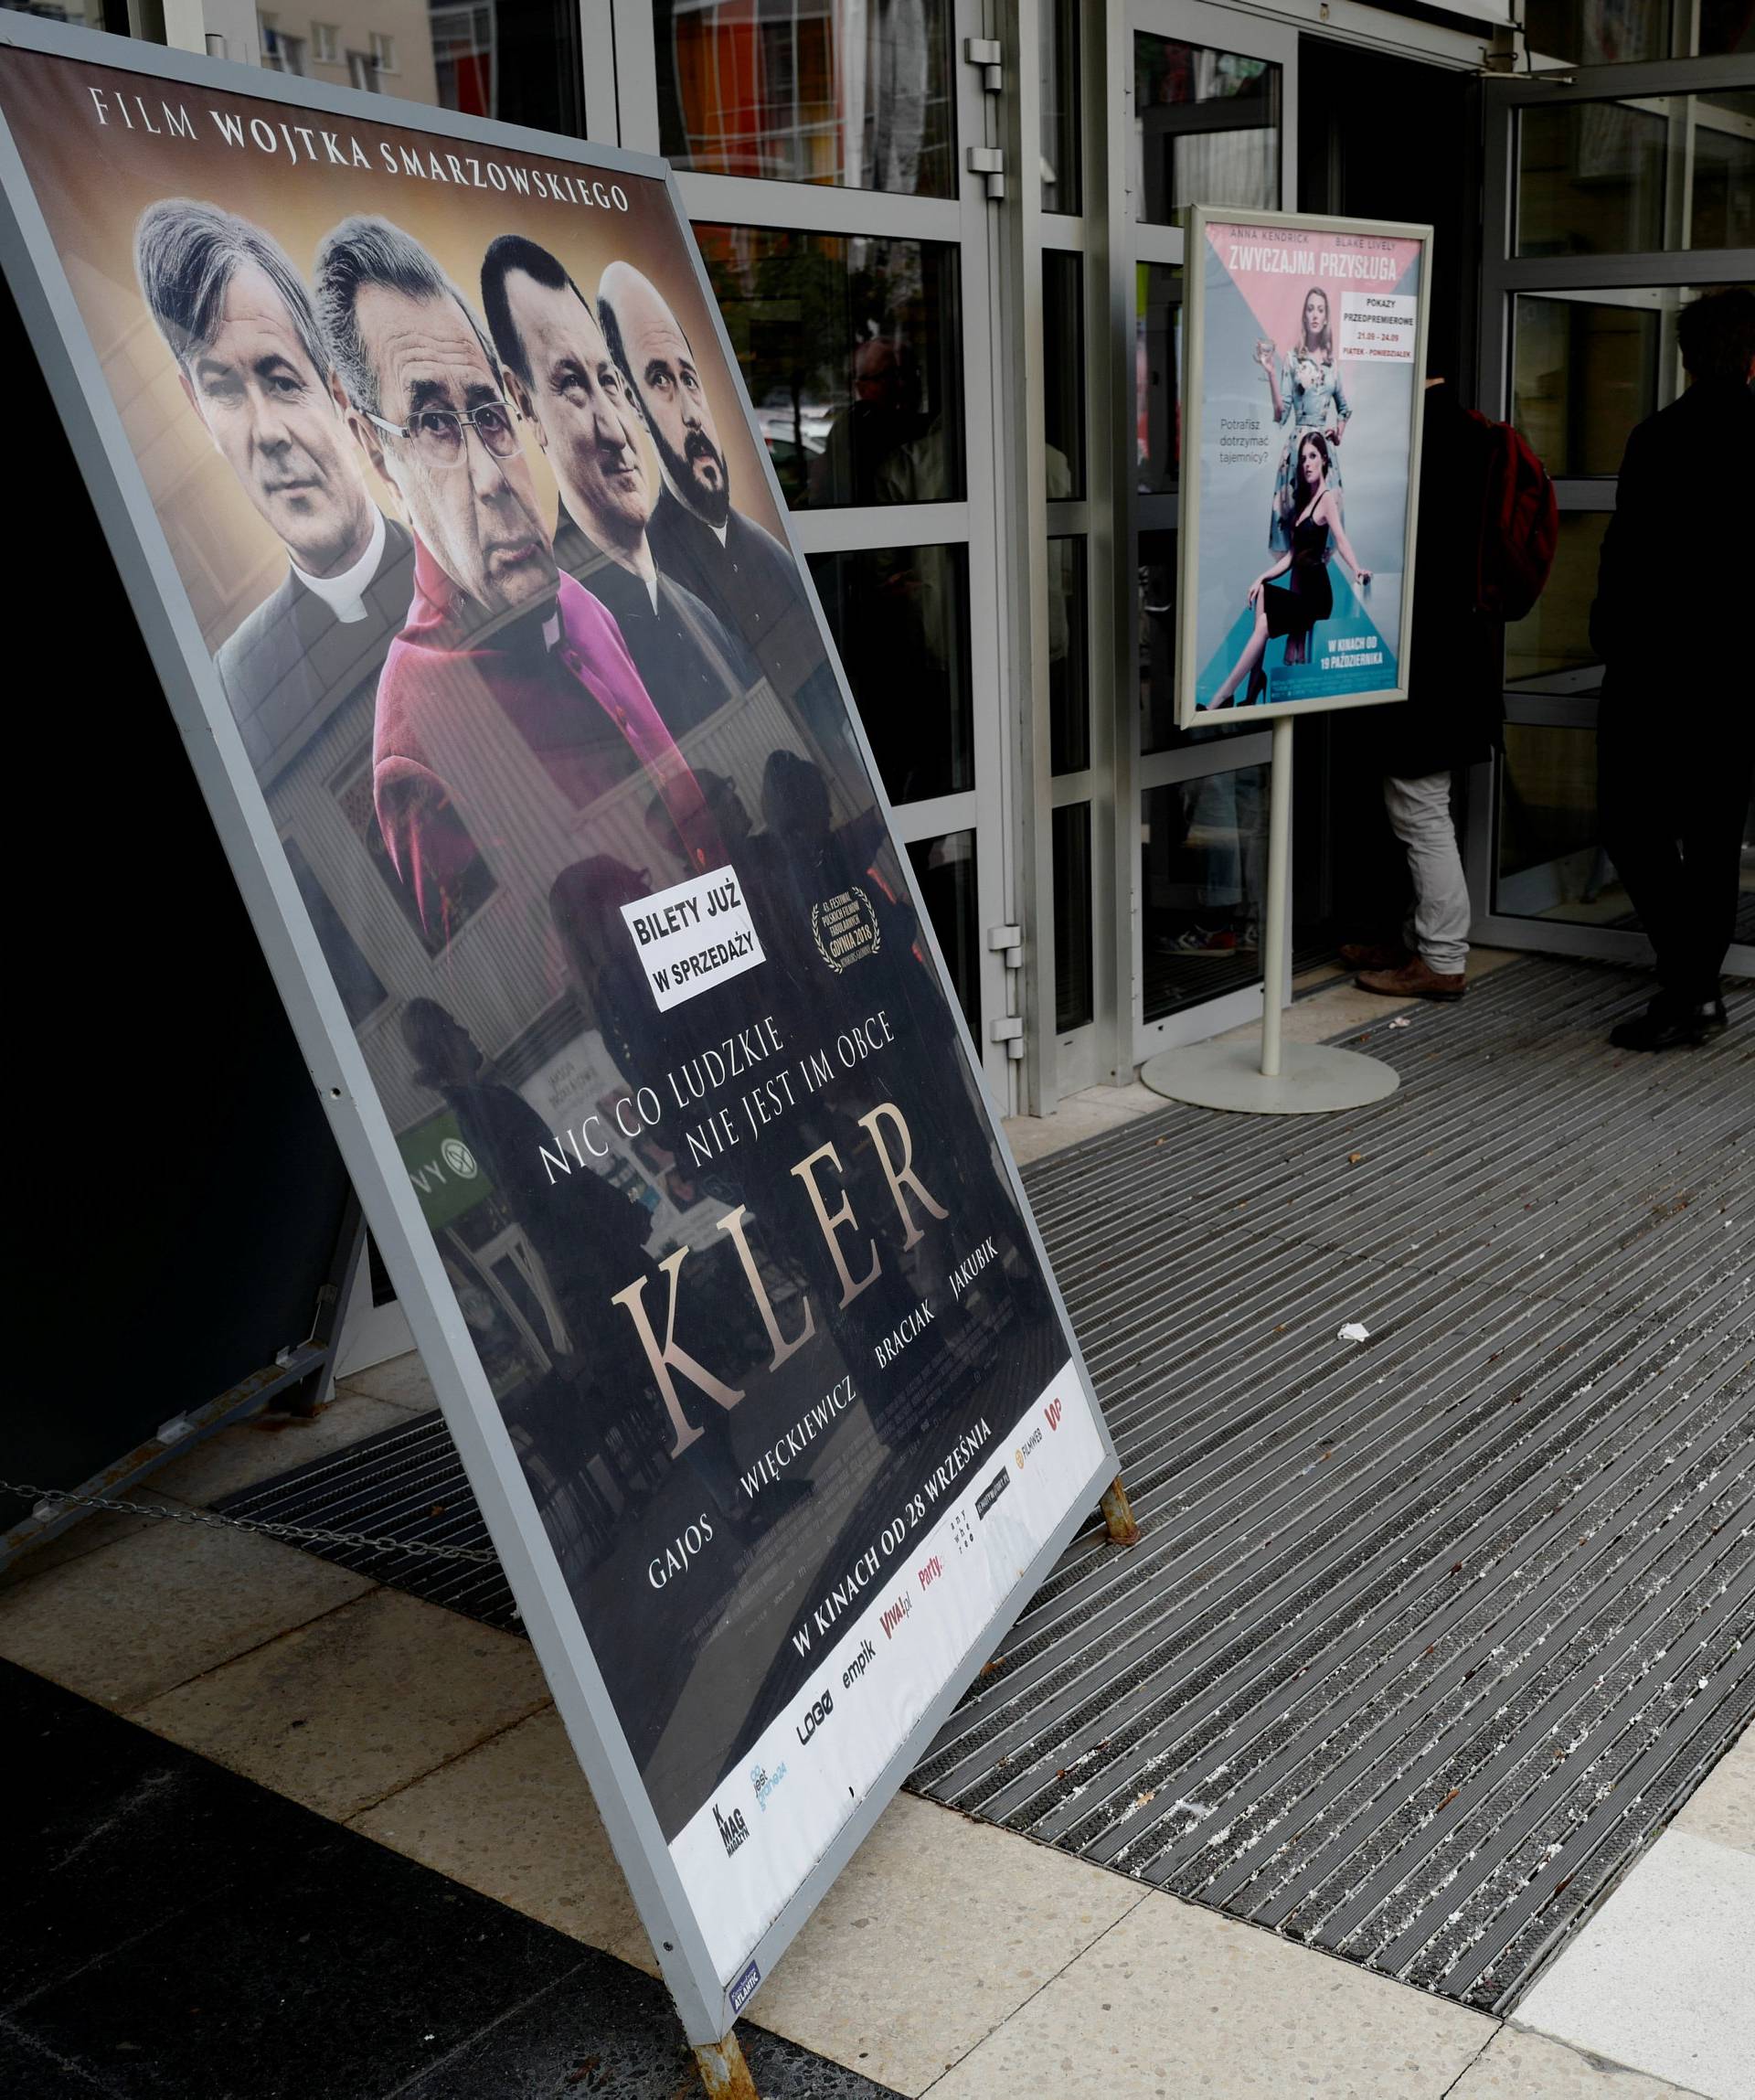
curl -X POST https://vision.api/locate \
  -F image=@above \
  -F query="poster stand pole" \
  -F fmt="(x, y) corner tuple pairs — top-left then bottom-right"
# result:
(1139, 719), (1399, 1116)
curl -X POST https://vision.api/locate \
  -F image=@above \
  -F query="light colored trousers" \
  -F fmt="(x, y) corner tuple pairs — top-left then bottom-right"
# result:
(1384, 771), (1471, 976)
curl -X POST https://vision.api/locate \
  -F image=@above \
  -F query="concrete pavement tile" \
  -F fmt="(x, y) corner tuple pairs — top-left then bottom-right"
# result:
(926, 1886), (1490, 2100)
(1004, 1093), (1144, 1167)
(1516, 1832), (1755, 2100)
(350, 1703), (656, 1974)
(337, 1349), (437, 1412)
(132, 1586), (549, 1819)
(0, 1519), (371, 1710)
(0, 1487), (193, 1594)
(148, 1389), (415, 1508)
(753, 1795), (1143, 2096)
(1669, 1729), (1752, 1853)
(1452, 2030), (1711, 2100)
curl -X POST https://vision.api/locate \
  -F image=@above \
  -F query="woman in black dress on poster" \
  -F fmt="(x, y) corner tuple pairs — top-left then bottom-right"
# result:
(1204, 432), (1371, 709)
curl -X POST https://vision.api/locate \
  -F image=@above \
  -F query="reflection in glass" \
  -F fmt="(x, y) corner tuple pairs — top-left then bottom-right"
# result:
(1053, 803), (1094, 1033)
(1043, 250), (1085, 500)
(809, 543), (973, 803)
(909, 829), (981, 1036)
(1517, 102), (1666, 256)
(1139, 528), (1179, 755)
(1521, 0), (1671, 62)
(1690, 95), (1755, 249)
(1133, 32), (1280, 223)
(0, 0), (108, 25)
(1141, 768), (1267, 1021)
(1497, 722), (1639, 928)
(652, 0), (956, 198)
(1136, 263), (1182, 495)
(699, 223), (963, 510)
(1513, 293), (1659, 478)
(1041, 0), (1081, 213)
(1505, 513), (1611, 686)
(1048, 537), (1090, 776)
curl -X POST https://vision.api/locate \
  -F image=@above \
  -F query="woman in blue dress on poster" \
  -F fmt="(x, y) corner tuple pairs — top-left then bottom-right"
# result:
(1255, 286), (1349, 552)
(1203, 432), (1371, 709)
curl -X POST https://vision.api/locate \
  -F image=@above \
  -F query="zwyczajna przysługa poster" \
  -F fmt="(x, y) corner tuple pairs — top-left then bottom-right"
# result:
(0, 44), (1109, 1984)
(1190, 218), (1422, 718)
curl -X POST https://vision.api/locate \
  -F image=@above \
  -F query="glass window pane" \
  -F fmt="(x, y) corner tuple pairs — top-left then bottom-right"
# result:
(809, 544), (973, 803)
(652, 0), (956, 198)
(1698, 0), (1755, 53)
(1133, 32), (1281, 223)
(1521, 0), (1671, 63)
(1048, 537), (1090, 776)
(1505, 513), (1610, 688)
(1496, 723), (1639, 928)
(908, 830), (980, 1036)
(1141, 767), (1266, 1020)
(1513, 293), (1661, 478)
(1517, 102), (1667, 256)
(1052, 803), (1094, 1032)
(266, 0), (588, 133)
(1690, 95), (1755, 249)
(1041, 0), (1081, 213)
(699, 224), (963, 511)
(1044, 250), (1085, 500)
(1138, 529), (1258, 755)
(1136, 263), (1182, 496)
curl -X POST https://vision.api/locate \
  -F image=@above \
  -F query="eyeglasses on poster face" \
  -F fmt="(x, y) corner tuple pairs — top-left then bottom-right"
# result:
(365, 399), (519, 466)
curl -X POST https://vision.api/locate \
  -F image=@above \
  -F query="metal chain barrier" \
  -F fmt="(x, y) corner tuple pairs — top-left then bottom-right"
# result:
(1, 1479), (501, 1567)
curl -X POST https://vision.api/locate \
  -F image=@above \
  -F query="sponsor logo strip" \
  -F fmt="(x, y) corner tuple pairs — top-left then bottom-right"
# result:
(672, 1360), (1104, 1988)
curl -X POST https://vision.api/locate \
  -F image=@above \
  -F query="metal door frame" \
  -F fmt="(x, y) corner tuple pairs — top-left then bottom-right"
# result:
(612, 0), (1022, 1104)
(1467, 57), (1755, 973)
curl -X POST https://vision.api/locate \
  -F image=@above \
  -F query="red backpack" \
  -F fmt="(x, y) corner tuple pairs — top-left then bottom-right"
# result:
(1463, 410), (1558, 622)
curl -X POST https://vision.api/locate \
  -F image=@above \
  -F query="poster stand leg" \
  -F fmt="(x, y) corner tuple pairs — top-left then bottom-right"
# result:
(694, 2031), (760, 2098)
(1139, 719), (1399, 1116)
(1101, 1476), (1141, 1546)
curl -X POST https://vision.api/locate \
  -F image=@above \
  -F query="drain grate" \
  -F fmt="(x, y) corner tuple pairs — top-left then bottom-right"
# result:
(219, 955), (1754, 2012)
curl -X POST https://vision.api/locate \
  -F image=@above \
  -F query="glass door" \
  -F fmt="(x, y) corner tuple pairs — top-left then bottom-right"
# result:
(1470, 55), (1755, 970)
(612, 0), (1021, 1100)
(1119, 0), (1300, 1067)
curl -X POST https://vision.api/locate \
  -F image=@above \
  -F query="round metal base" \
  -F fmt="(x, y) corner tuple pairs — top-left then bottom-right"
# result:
(1139, 1039), (1400, 1115)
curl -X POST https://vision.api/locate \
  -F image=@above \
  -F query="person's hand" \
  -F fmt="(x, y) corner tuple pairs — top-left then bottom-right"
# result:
(1326, 424), (1343, 444)
(1253, 339), (1275, 375)
(1247, 578), (1264, 607)
(1356, 569), (1372, 589)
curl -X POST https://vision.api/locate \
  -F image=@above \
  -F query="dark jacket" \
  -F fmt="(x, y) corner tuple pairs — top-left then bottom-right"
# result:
(215, 516), (415, 785)
(645, 487), (824, 707)
(1591, 376), (1755, 709)
(553, 515), (760, 737)
(1370, 384), (1504, 780)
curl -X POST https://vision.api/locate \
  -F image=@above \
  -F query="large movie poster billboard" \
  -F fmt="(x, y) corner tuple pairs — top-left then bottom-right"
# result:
(0, 18), (1115, 2041)
(1178, 207), (1431, 728)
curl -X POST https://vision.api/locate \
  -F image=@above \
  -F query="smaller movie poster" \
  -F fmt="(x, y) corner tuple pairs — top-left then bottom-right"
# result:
(1177, 208), (1431, 728)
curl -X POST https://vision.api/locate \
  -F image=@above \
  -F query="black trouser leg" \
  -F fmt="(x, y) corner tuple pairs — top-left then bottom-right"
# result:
(1598, 700), (1690, 999)
(1674, 737), (1755, 1003)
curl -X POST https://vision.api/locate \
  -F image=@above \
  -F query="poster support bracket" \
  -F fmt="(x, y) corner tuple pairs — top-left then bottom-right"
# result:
(694, 2031), (760, 2098)
(1139, 720), (1400, 1116)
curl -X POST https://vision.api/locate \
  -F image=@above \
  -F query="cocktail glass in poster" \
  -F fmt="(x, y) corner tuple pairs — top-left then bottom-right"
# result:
(0, 17), (1116, 2042)
(1177, 208), (1431, 728)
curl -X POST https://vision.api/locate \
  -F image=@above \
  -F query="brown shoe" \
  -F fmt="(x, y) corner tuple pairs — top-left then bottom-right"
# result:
(1356, 955), (1467, 1002)
(1339, 940), (1410, 971)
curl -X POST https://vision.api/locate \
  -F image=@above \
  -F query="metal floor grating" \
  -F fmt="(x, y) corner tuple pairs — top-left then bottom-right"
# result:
(218, 954), (1754, 2013)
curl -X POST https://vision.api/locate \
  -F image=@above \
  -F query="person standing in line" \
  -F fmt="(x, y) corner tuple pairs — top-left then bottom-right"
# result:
(1591, 287), (1755, 1051)
(1347, 374), (1505, 1005)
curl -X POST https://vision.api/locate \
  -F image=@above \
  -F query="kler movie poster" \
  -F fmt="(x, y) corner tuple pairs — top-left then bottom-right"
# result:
(0, 25), (1112, 2015)
(1178, 208), (1431, 727)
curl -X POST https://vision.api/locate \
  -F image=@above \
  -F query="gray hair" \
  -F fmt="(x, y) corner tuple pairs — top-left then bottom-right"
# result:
(133, 199), (327, 382)
(314, 214), (498, 420)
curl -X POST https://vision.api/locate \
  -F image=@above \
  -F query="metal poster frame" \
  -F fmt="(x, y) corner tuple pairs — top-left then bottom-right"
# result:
(1175, 204), (1433, 732)
(0, 12), (1119, 2047)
